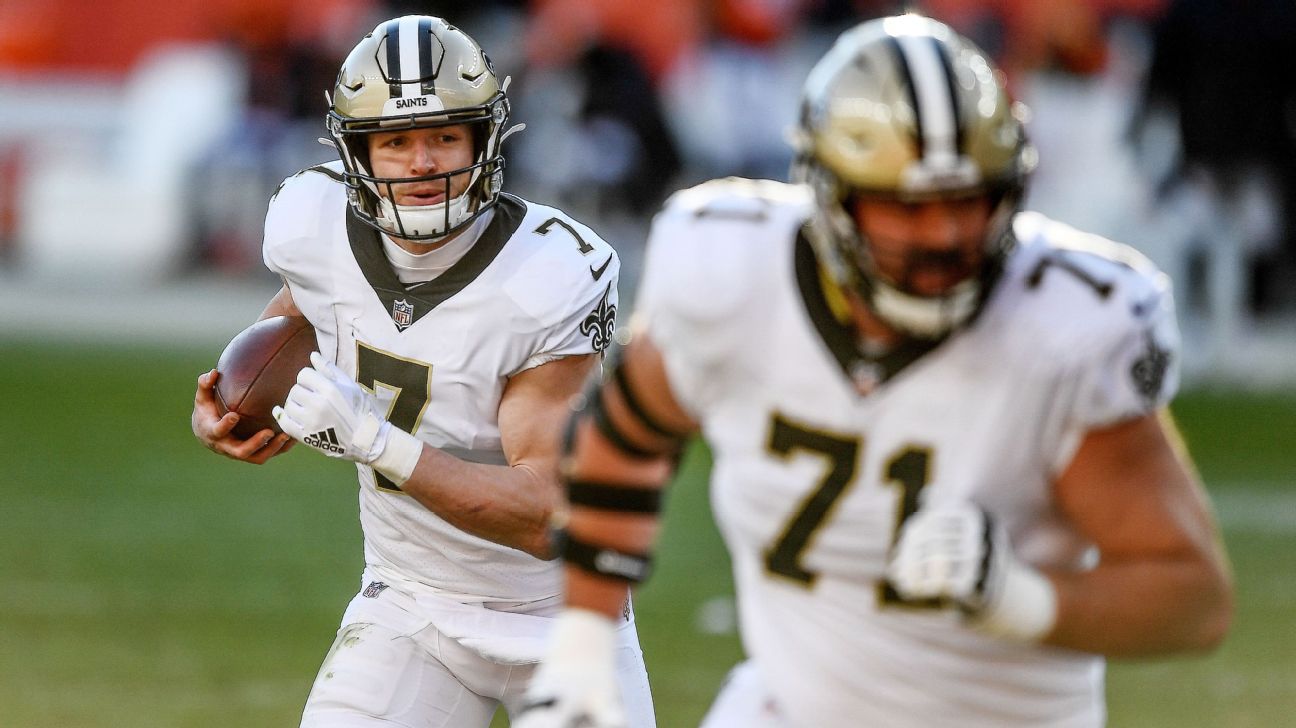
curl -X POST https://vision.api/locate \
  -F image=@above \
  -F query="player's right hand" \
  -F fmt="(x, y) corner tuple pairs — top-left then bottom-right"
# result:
(191, 369), (294, 464)
(515, 610), (627, 728)
(885, 503), (1057, 642)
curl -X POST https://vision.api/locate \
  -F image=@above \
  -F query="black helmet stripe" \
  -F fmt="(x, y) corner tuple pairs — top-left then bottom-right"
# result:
(931, 37), (965, 155)
(383, 17), (437, 99)
(885, 36), (925, 158)
(383, 20), (402, 98)
(417, 16), (436, 95)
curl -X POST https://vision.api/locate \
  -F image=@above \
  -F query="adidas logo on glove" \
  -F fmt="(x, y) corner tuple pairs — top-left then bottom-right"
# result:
(304, 428), (346, 454)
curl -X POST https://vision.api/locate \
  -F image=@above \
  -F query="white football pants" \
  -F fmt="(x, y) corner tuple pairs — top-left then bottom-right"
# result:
(699, 660), (789, 728)
(300, 577), (656, 727)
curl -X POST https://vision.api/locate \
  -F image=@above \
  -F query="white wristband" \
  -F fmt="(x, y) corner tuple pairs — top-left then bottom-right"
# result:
(370, 426), (423, 486)
(547, 608), (618, 665)
(973, 563), (1058, 643)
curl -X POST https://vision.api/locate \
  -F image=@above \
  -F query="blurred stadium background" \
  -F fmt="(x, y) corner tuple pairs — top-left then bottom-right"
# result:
(1, 0), (1293, 726)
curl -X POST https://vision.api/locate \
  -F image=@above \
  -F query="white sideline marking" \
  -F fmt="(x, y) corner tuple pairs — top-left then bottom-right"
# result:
(1210, 484), (1296, 535)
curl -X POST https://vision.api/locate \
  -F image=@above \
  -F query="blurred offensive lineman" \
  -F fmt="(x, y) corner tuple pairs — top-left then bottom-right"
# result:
(516, 15), (1233, 728)
(190, 16), (654, 728)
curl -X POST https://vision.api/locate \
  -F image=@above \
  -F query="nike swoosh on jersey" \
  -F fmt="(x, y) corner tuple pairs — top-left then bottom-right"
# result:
(590, 255), (613, 281)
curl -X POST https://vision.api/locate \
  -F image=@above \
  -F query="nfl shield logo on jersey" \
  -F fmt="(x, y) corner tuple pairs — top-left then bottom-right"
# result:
(392, 299), (415, 330)
(362, 581), (389, 598)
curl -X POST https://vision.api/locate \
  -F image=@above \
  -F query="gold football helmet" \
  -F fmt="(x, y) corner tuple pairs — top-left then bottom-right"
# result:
(327, 16), (513, 240)
(792, 14), (1037, 339)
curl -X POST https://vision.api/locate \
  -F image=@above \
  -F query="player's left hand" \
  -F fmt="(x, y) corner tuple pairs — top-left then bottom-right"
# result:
(515, 610), (627, 728)
(885, 503), (1057, 642)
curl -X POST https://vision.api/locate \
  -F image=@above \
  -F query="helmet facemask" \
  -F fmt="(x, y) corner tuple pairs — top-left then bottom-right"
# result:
(792, 14), (1035, 341)
(326, 16), (516, 241)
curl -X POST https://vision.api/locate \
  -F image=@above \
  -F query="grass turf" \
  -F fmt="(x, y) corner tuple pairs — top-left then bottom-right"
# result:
(0, 340), (1291, 726)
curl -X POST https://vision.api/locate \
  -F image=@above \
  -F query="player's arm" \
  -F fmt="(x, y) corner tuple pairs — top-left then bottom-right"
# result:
(390, 352), (603, 559)
(1043, 409), (1233, 656)
(887, 409), (1233, 657)
(556, 333), (698, 617)
(270, 344), (668, 560)
(190, 285), (300, 463)
(516, 333), (697, 728)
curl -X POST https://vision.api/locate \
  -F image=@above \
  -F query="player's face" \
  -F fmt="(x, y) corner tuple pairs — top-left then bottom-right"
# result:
(852, 196), (993, 297)
(367, 125), (475, 206)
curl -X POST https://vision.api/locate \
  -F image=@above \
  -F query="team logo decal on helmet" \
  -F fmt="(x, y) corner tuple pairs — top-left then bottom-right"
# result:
(791, 14), (1037, 340)
(327, 16), (520, 240)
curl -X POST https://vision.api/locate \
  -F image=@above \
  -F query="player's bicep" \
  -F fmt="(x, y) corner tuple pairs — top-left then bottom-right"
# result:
(559, 334), (688, 587)
(1053, 410), (1222, 563)
(564, 333), (696, 487)
(605, 334), (698, 447)
(498, 353), (601, 469)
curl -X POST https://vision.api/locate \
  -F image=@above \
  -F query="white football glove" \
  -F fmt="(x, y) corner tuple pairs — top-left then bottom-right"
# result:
(885, 503), (1057, 642)
(515, 609), (627, 728)
(273, 352), (422, 484)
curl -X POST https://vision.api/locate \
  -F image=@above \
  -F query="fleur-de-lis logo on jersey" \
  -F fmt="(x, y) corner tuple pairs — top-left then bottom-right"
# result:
(1130, 332), (1171, 404)
(579, 284), (616, 353)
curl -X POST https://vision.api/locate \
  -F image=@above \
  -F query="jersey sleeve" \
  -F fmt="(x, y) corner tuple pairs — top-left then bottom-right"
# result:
(1062, 252), (1187, 430)
(1002, 215), (1184, 476)
(634, 200), (743, 407)
(516, 259), (621, 372)
(635, 179), (813, 417)
(502, 210), (623, 374)
(1070, 258), (1181, 430)
(262, 167), (340, 286)
(260, 165), (348, 341)
(1037, 244), (1182, 476)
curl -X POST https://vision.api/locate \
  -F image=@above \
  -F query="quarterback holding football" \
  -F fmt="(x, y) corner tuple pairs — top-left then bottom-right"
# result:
(191, 16), (654, 728)
(518, 14), (1233, 728)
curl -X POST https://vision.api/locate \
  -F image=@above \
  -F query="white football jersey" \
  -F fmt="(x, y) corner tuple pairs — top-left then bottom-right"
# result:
(264, 162), (620, 602)
(636, 178), (1180, 727)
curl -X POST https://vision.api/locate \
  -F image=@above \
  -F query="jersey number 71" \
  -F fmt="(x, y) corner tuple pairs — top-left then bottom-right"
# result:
(763, 413), (938, 607)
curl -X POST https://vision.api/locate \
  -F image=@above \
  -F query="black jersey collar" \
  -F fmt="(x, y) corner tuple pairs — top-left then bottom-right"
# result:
(793, 230), (940, 393)
(346, 194), (527, 331)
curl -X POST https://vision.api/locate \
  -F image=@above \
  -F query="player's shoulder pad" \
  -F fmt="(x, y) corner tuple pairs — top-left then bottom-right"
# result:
(998, 212), (1175, 355)
(655, 177), (814, 230)
(498, 198), (619, 328)
(263, 161), (347, 269)
(642, 178), (814, 322)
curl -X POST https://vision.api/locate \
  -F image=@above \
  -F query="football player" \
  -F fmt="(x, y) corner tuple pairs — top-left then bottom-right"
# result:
(516, 14), (1233, 728)
(190, 16), (654, 728)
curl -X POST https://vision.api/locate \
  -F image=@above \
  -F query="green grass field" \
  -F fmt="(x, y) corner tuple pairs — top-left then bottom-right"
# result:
(1, 339), (1293, 726)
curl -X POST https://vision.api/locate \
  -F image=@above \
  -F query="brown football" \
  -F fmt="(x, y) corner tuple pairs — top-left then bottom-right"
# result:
(213, 315), (318, 440)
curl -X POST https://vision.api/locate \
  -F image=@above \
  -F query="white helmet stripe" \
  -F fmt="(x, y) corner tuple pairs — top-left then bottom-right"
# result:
(399, 16), (423, 99)
(896, 33), (958, 167)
